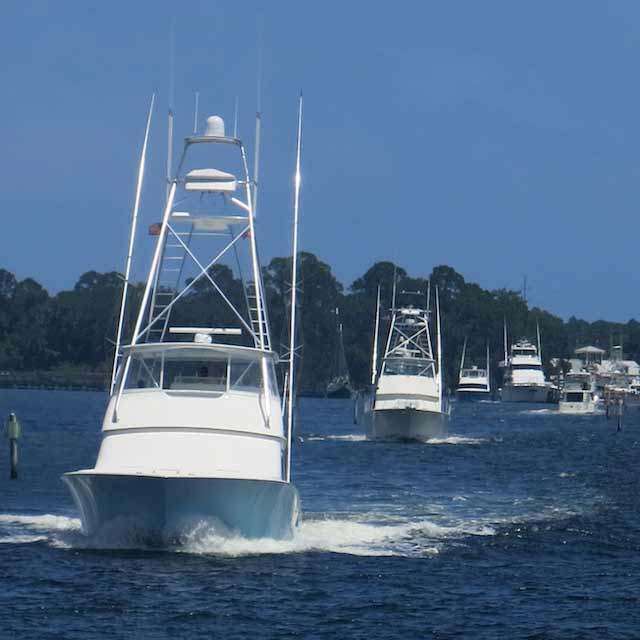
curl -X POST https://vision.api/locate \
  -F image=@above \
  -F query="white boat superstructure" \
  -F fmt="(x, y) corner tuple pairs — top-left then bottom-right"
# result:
(456, 339), (491, 401)
(501, 324), (551, 403)
(369, 287), (447, 440)
(64, 101), (305, 541)
(559, 371), (598, 414)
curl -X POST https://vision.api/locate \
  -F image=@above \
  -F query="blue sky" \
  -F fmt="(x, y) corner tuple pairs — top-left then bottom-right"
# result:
(2, 1), (639, 321)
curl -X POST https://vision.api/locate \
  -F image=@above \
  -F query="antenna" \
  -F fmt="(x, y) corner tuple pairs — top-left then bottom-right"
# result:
(253, 111), (262, 216)
(371, 284), (381, 386)
(166, 24), (175, 202)
(110, 94), (155, 394)
(426, 279), (431, 313)
(459, 336), (467, 382)
(193, 91), (199, 135)
(233, 96), (239, 138)
(286, 92), (303, 483)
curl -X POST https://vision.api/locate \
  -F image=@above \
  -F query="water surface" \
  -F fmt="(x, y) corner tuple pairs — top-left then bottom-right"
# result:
(1, 390), (639, 638)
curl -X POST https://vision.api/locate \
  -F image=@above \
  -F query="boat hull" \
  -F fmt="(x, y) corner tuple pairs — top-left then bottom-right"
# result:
(501, 385), (550, 403)
(326, 383), (352, 399)
(370, 408), (446, 441)
(456, 389), (491, 402)
(62, 473), (300, 541)
(558, 401), (598, 414)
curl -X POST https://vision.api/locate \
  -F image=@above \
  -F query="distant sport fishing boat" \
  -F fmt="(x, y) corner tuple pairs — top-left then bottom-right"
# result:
(500, 322), (552, 403)
(367, 284), (447, 440)
(63, 96), (305, 541)
(456, 338), (491, 401)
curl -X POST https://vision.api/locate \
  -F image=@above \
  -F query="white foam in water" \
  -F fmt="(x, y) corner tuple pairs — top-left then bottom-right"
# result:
(303, 434), (367, 442)
(0, 513), (82, 548)
(0, 511), (494, 557)
(177, 515), (494, 558)
(426, 436), (486, 445)
(0, 502), (581, 557)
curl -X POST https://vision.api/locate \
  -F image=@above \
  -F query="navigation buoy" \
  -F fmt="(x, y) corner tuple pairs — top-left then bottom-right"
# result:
(4, 412), (21, 479)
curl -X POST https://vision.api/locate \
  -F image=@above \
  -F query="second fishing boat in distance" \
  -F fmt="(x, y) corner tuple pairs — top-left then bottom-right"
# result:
(368, 284), (447, 440)
(63, 98), (305, 542)
(456, 338), (491, 401)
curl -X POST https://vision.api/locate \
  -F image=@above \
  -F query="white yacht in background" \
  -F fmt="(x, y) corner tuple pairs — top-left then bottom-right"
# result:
(369, 286), (447, 440)
(456, 339), (491, 401)
(63, 99), (305, 541)
(501, 323), (551, 403)
(558, 346), (601, 414)
(559, 373), (598, 414)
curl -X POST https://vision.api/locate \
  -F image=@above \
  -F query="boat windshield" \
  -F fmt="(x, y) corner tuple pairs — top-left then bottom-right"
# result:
(461, 368), (487, 378)
(382, 358), (434, 377)
(123, 349), (276, 393)
(513, 348), (536, 356)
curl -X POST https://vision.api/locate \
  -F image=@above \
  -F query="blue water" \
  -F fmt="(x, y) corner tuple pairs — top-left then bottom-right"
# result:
(1, 390), (639, 639)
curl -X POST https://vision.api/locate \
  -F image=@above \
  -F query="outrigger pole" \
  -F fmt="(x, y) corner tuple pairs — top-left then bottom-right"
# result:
(370, 284), (381, 386)
(286, 92), (303, 483)
(536, 321), (542, 362)
(436, 286), (443, 405)
(503, 318), (508, 365)
(459, 336), (467, 382)
(110, 94), (155, 395)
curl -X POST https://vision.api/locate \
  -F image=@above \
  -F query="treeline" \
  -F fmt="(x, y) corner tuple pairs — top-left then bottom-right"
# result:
(1, 259), (639, 393)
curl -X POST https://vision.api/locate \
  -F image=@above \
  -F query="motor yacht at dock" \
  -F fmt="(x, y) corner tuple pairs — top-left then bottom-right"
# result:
(558, 346), (601, 414)
(456, 339), (491, 401)
(368, 286), (447, 440)
(63, 101), (305, 541)
(501, 324), (552, 403)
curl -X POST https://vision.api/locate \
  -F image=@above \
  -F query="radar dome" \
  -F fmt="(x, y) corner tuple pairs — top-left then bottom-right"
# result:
(204, 115), (225, 137)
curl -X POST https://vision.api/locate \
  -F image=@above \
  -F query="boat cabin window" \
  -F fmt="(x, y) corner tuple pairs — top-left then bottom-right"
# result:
(511, 364), (542, 371)
(513, 349), (535, 357)
(383, 359), (434, 377)
(565, 392), (586, 402)
(461, 368), (486, 378)
(163, 358), (228, 391)
(229, 359), (261, 390)
(122, 350), (277, 394)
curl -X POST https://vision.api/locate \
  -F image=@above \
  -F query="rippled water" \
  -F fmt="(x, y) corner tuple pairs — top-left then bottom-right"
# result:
(1, 389), (640, 638)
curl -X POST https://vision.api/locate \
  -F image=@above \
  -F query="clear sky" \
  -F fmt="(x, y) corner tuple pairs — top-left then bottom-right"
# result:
(2, 1), (639, 321)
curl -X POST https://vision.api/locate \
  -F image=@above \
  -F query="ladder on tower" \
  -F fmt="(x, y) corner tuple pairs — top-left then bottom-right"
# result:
(146, 233), (191, 343)
(246, 281), (271, 351)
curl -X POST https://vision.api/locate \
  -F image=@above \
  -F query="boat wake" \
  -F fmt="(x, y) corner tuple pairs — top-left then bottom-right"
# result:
(303, 434), (368, 442)
(520, 408), (557, 415)
(426, 435), (486, 445)
(0, 504), (582, 558)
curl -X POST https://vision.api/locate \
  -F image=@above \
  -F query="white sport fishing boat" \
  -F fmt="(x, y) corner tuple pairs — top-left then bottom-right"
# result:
(369, 285), (447, 440)
(501, 323), (552, 403)
(63, 97), (306, 541)
(456, 339), (491, 401)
